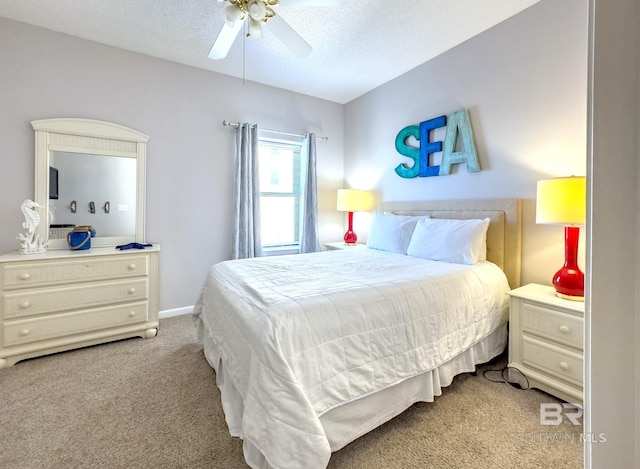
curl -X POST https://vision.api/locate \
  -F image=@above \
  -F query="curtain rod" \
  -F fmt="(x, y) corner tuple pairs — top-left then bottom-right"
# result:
(222, 120), (328, 142)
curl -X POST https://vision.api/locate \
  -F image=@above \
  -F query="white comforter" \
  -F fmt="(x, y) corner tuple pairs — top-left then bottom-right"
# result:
(193, 249), (510, 469)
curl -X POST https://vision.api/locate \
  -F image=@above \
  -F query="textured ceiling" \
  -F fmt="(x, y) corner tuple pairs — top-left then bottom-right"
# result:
(0, 0), (539, 104)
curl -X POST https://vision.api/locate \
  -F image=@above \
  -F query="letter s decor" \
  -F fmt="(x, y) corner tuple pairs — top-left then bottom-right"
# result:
(394, 125), (421, 178)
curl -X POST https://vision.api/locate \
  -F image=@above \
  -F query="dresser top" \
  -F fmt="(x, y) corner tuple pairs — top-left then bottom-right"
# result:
(0, 245), (160, 263)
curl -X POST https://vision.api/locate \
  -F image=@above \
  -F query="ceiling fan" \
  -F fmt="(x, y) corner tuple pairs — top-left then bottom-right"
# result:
(208, 0), (343, 60)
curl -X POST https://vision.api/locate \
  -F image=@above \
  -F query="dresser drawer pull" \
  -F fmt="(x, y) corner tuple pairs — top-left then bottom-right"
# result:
(129, 311), (136, 318)
(558, 361), (570, 371)
(20, 273), (31, 280)
(20, 329), (30, 336)
(128, 264), (136, 271)
(559, 325), (571, 334)
(128, 288), (136, 294)
(19, 301), (31, 309)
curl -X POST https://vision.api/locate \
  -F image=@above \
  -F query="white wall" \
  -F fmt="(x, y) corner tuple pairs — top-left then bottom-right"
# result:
(586, 0), (639, 466)
(344, 0), (588, 288)
(0, 17), (345, 310)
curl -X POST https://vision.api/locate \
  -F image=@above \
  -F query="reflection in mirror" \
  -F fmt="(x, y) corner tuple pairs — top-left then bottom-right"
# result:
(49, 152), (137, 238)
(32, 118), (148, 249)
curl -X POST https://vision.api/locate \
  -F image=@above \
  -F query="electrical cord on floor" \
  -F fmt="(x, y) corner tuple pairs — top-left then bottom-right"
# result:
(482, 366), (530, 390)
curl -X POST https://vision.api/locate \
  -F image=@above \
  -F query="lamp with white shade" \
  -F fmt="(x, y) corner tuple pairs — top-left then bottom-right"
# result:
(336, 189), (373, 245)
(536, 176), (586, 301)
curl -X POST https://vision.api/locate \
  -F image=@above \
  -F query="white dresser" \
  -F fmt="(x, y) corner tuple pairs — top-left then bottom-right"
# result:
(0, 246), (159, 368)
(507, 283), (584, 406)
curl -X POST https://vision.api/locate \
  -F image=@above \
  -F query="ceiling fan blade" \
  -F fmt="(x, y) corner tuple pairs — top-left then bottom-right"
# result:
(208, 21), (243, 60)
(267, 14), (312, 58)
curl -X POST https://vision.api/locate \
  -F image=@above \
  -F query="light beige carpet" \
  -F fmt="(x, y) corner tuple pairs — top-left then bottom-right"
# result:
(0, 315), (583, 469)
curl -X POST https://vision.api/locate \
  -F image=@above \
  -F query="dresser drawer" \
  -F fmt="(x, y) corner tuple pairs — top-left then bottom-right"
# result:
(2, 278), (148, 319)
(522, 335), (583, 386)
(1, 255), (149, 289)
(3, 301), (149, 347)
(521, 302), (583, 349)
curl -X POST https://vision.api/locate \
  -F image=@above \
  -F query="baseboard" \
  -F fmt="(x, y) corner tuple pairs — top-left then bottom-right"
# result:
(159, 306), (193, 319)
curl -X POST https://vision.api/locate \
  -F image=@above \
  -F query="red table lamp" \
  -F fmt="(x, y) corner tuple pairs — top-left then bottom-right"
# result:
(337, 189), (372, 245)
(536, 176), (586, 301)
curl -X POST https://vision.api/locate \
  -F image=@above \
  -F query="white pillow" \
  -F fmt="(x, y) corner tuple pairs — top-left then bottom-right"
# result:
(406, 217), (491, 265)
(366, 213), (424, 254)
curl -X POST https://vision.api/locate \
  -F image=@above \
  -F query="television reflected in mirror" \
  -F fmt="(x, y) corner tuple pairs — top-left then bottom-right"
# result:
(49, 166), (59, 200)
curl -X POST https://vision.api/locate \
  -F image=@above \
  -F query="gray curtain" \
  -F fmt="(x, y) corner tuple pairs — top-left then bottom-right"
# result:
(299, 132), (321, 253)
(232, 123), (263, 259)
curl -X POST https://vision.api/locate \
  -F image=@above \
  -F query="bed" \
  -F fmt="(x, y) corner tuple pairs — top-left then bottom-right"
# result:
(193, 199), (521, 469)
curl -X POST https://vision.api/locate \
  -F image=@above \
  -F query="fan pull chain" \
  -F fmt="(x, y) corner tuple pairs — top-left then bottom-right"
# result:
(242, 20), (246, 86)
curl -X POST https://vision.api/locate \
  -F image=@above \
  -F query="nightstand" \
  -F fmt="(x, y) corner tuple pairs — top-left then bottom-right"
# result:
(324, 242), (367, 251)
(507, 283), (584, 406)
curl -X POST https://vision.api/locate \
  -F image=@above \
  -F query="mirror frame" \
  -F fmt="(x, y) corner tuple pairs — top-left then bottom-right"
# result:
(31, 118), (149, 249)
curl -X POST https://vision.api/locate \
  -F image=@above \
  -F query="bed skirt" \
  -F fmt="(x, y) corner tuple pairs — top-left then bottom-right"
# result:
(196, 319), (507, 469)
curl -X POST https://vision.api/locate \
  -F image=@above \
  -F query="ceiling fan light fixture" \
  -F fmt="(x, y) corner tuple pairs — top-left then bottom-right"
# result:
(210, 0), (312, 61)
(248, 0), (268, 21)
(224, 4), (244, 27)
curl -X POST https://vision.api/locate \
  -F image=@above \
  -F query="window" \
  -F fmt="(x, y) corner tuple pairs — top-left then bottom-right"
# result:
(258, 132), (305, 250)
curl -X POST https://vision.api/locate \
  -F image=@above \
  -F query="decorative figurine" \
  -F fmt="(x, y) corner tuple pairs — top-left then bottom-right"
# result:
(17, 199), (49, 254)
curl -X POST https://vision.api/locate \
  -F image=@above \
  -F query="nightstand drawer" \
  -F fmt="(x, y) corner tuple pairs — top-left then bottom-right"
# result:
(521, 302), (583, 349)
(522, 335), (583, 386)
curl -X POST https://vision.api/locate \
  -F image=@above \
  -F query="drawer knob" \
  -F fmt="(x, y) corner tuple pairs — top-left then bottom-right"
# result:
(128, 263), (136, 271)
(128, 288), (136, 294)
(20, 273), (31, 280)
(559, 361), (570, 371)
(559, 325), (571, 334)
(129, 311), (136, 318)
(20, 329), (30, 336)
(19, 301), (31, 309)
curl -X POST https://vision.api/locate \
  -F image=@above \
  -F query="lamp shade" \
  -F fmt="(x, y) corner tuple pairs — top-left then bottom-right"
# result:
(336, 189), (372, 212)
(336, 189), (373, 245)
(536, 176), (586, 225)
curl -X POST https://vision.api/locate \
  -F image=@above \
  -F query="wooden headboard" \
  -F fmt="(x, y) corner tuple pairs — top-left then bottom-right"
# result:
(381, 199), (522, 288)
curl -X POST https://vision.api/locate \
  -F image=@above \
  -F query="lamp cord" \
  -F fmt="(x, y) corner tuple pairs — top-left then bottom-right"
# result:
(482, 365), (530, 390)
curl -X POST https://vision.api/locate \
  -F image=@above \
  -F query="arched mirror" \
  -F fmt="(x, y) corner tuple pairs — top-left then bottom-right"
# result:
(31, 118), (148, 249)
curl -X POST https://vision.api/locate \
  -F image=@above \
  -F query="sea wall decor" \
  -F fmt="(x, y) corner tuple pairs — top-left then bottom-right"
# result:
(395, 108), (480, 179)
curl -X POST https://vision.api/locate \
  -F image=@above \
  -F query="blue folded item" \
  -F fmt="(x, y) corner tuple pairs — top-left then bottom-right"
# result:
(115, 242), (153, 250)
